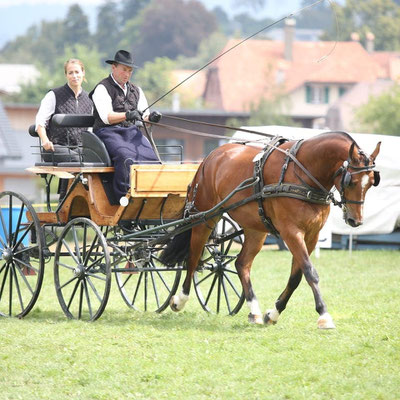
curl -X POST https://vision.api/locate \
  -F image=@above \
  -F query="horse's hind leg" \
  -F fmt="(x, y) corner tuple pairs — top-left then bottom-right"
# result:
(170, 223), (214, 312)
(235, 229), (267, 325)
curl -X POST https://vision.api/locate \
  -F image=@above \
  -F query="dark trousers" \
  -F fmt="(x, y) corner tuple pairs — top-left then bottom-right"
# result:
(95, 126), (160, 199)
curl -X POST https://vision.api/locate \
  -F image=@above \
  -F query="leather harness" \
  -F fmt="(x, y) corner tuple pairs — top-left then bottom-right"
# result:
(253, 137), (331, 237)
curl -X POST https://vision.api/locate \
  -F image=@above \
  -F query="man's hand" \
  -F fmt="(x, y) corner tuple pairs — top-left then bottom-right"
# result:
(125, 110), (142, 122)
(149, 111), (162, 123)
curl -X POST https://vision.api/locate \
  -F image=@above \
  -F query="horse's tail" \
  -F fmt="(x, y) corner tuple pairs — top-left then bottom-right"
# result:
(160, 228), (192, 266)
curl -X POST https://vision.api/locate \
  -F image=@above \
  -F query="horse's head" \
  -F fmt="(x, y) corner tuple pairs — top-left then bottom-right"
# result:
(335, 140), (381, 227)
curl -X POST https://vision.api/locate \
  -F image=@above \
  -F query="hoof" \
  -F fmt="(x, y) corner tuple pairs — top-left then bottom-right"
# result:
(169, 293), (188, 312)
(169, 296), (181, 312)
(248, 313), (263, 325)
(263, 308), (279, 325)
(317, 313), (336, 329)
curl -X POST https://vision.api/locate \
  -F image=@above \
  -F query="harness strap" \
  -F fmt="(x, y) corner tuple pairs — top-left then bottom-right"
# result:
(254, 136), (288, 237)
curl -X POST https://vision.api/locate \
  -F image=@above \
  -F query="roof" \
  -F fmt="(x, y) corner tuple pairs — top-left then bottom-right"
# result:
(371, 51), (400, 81)
(0, 99), (22, 160)
(0, 64), (40, 94)
(204, 39), (384, 112)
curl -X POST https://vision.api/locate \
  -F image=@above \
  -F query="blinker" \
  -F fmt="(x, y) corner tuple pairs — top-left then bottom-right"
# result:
(373, 170), (380, 186)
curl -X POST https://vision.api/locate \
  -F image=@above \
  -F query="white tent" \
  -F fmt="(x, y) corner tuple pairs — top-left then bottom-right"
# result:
(232, 126), (400, 236)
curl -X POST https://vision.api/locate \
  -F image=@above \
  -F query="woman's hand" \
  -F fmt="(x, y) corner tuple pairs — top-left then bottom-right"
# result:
(42, 140), (54, 152)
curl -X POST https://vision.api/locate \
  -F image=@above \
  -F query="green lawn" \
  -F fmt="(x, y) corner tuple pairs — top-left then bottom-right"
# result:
(1, 250), (399, 399)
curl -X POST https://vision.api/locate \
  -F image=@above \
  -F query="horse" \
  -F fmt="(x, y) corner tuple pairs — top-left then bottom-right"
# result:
(161, 131), (381, 329)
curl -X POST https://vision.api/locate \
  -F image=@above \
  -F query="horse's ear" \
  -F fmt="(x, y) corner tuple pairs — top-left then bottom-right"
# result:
(348, 141), (357, 162)
(370, 141), (381, 162)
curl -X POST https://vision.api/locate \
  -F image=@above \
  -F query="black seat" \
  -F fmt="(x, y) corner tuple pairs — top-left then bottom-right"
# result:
(28, 114), (111, 167)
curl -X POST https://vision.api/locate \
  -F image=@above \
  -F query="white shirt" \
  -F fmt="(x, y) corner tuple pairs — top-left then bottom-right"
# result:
(35, 91), (56, 130)
(91, 74), (150, 124)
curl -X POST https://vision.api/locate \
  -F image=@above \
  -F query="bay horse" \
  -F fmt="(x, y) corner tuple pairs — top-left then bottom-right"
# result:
(161, 131), (381, 329)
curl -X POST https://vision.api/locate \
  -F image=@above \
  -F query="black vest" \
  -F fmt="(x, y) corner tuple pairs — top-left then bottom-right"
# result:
(47, 84), (92, 146)
(90, 75), (140, 133)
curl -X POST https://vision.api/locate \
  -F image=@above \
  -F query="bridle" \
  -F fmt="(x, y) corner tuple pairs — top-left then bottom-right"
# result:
(333, 152), (380, 207)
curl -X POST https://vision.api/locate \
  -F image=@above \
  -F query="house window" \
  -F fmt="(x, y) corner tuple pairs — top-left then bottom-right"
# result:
(155, 138), (184, 163)
(306, 85), (330, 104)
(339, 86), (347, 97)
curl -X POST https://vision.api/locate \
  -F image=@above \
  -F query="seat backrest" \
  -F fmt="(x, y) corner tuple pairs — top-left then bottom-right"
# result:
(81, 130), (112, 166)
(28, 114), (111, 167)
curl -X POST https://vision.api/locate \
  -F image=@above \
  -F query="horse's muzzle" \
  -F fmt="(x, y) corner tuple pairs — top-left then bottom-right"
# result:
(346, 217), (362, 227)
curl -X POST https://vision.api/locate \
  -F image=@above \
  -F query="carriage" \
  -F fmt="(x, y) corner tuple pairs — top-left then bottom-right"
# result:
(0, 114), (381, 328)
(0, 114), (246, 321)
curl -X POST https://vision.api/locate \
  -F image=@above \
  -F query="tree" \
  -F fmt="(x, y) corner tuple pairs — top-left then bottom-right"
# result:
(355, 85), (400, 135)
(296, 0), (334, 30)
(134, 57), (176, 108)
(121, 0), (218, 64)
(0, 20), (65, 70)
(120, 0), (151, 24)
(9, 45), (109, 104)
(176, 31), (227, 69)
(323, 0), (400, 51)
(95, 1), (122, 58)
(63, 5), (91, 47)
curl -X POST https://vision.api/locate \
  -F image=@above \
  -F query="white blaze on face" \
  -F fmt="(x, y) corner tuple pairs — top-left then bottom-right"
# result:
(358, 174), (370, 220)
(361, 174), (370, 191)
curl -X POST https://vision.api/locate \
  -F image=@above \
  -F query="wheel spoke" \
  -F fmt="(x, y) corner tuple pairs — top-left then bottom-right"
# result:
(12, 204), (26, 248)
(62, 239), (80, 265)
(221, 276), (232, 314)
(72, 226), (82, 263)
(85, 272), (107, 281)
(195, 270), (214, 286)
(204, 273), (218, 307)
(0, 265), (9, 302)
(223, 272), (242, 299)
(0, 208), (9, 245)
(86, 276), (103, 303)
(8, 195), (12, 246)
(14, 265), (34, 295)
(0, 191), (44, 318)
(8, 261), (13, 316)
(83, 280), (93, 319)
(150, 272), (160, 310)
(58, 276), (78, 291)
(66, 280), (80, 311)
(131, 272), (144, 306)
(11, 264), (25, 312)
(78, 282), (84, 319)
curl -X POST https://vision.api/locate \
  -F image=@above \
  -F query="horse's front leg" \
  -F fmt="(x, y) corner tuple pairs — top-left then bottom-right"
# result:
(263, 258), (302, 326)
(264, 231), (335, 329)
(236, 230), (267, 325)
(170, 224), (213, 312)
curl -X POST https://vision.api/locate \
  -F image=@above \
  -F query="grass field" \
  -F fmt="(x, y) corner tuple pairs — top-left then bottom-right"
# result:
(1, 250), (399, 399)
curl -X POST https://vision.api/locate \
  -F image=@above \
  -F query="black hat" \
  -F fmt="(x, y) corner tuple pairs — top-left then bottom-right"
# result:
(105, 50), (138, 68)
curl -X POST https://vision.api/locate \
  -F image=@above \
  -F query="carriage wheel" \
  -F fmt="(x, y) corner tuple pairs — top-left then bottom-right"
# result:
(0, 191), (44, 318)
(193, 216), (245, 315)
(113, 226), (181, 313)
(54, 218), (111, 321)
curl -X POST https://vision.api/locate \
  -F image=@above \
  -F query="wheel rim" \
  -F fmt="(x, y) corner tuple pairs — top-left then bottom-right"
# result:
(193, 216), (245, 315)
(0, 191), (44, 318)
(112, 225), (181, 313)
(54, 218), (111, 321)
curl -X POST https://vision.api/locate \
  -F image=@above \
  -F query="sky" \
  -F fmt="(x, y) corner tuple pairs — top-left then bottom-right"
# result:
(0, 0), (303, 48)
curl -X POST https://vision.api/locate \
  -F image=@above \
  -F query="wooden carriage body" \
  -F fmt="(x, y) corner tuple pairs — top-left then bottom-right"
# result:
(26, 164), (199, 226)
